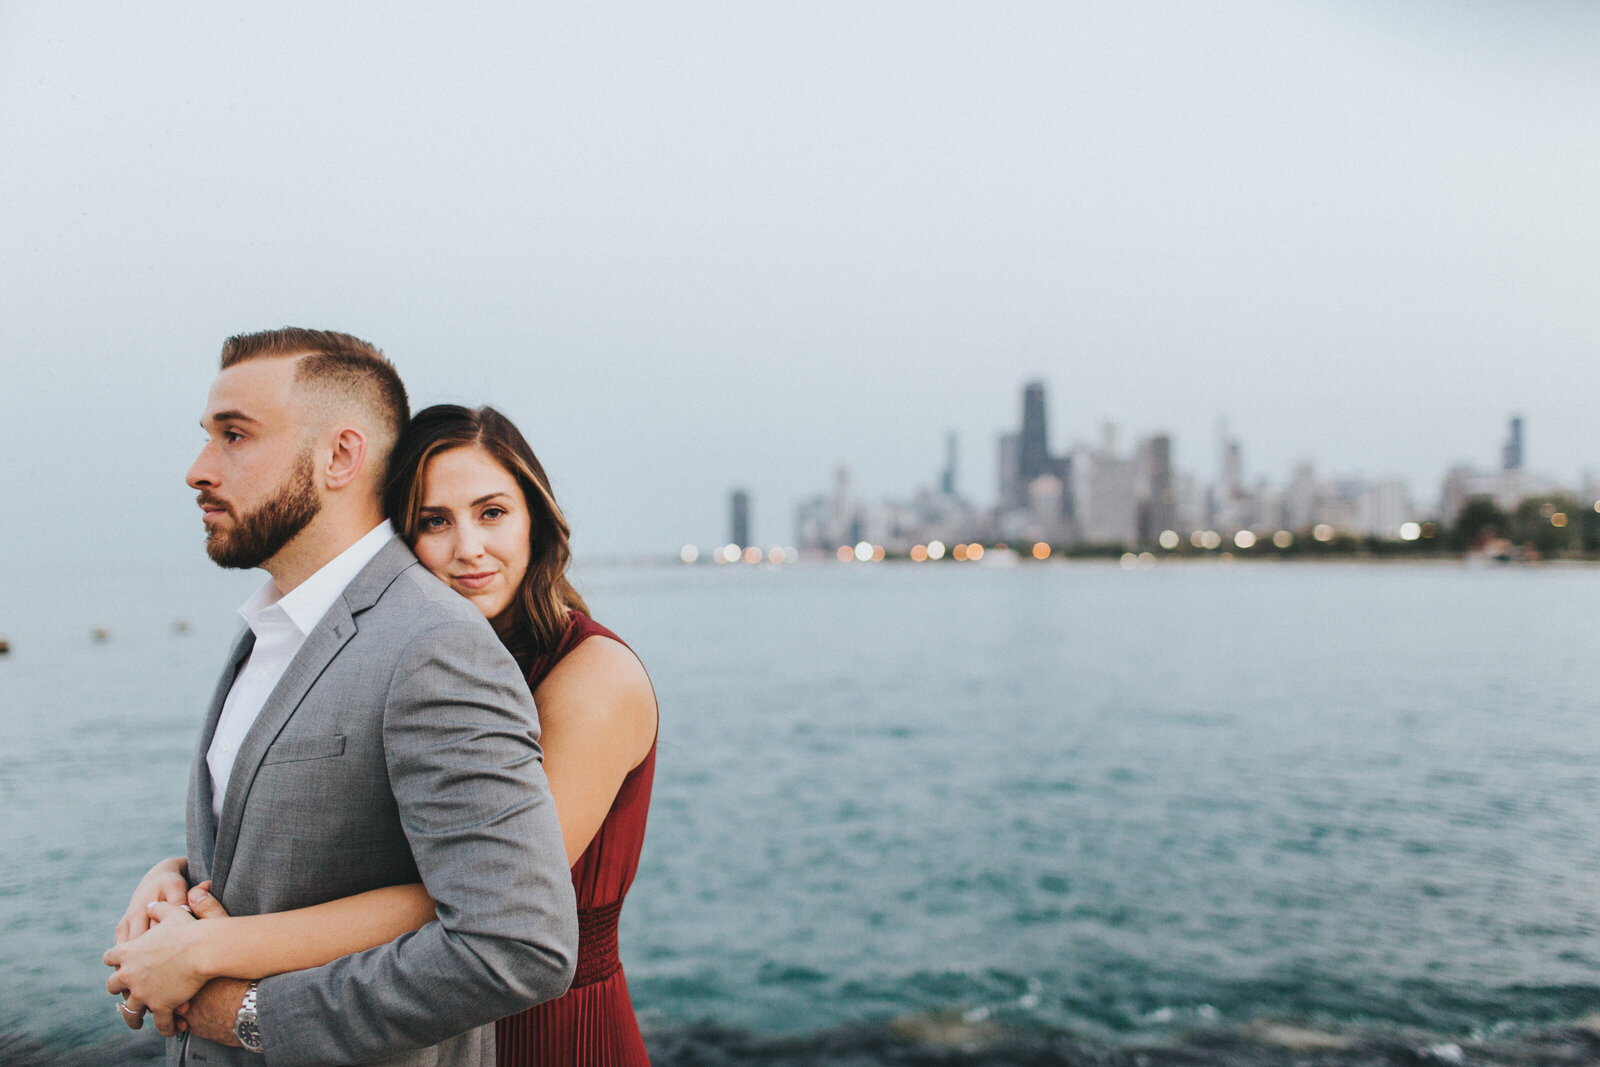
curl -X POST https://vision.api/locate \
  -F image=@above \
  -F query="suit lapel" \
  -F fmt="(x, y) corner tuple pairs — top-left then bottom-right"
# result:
(208, 538), (417, 898)
(188, 628), (255, 883)
(209, 601), (356, 897)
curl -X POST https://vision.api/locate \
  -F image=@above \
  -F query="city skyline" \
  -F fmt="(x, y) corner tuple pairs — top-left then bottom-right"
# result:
(750, 380), (1595, 558)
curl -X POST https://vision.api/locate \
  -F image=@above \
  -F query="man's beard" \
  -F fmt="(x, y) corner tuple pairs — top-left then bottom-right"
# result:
(203, 450), (322, 570)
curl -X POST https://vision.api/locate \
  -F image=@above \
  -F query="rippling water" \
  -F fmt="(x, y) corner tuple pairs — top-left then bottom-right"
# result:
(2, 559), (1598, 1064)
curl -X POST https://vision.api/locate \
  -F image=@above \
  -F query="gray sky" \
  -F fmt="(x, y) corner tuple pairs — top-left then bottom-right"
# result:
(3, 2), (1597, 562)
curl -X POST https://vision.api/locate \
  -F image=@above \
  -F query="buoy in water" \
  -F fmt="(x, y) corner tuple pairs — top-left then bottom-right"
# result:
(91, 627), (110, 643)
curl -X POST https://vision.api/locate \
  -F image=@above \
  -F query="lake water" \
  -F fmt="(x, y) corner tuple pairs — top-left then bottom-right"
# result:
(2, 558), (1598, 1065)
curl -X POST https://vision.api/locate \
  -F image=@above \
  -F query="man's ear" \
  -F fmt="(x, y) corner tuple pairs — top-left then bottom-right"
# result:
(323, 428), (370, 491)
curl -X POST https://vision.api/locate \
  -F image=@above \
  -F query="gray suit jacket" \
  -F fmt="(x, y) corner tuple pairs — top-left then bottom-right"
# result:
(170, 538), (577, 1067)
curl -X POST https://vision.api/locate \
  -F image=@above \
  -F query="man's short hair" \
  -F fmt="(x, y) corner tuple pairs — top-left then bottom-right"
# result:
(219, 327), (410, 476)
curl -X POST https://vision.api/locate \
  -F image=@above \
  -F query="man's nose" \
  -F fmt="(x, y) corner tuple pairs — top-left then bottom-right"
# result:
(187, 442), (216, 489)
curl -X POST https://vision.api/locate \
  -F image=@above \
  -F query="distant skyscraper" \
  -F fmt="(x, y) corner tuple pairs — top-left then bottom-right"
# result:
(730, 489), (750, 548)
(1137, 433), (1175, 542)
(1502, 415), (1524, 472)
(998, 432), (1021, 511)
(941, 432), (957, 496)
(1020, 381), (1050, 484)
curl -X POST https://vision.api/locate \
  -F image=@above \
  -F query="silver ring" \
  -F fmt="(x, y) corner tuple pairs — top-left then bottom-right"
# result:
(118, 1001), (145, 1018)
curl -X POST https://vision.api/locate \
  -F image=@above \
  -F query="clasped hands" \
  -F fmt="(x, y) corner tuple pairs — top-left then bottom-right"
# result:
(104, 861), (246, 1044)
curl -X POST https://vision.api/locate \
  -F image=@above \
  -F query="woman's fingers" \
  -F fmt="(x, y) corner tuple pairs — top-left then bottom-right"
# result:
(117, 994), (148, 1030)
(145, 901), (196, 926)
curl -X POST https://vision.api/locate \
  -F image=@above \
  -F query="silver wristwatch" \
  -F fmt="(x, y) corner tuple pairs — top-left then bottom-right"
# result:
(234, 980), (264, 1054)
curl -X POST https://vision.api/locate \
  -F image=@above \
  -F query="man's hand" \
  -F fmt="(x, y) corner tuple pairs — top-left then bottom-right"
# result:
(177, 977), (250, 1046)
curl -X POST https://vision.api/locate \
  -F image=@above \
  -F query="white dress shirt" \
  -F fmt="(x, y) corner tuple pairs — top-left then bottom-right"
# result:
(207, 521), (397, 823)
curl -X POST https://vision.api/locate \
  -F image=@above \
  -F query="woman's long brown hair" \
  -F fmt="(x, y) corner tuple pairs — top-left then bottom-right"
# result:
(384, 405), (588, 663)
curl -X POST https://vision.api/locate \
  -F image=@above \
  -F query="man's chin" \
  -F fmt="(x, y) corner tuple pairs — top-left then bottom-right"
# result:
(205, 532), (264, 570)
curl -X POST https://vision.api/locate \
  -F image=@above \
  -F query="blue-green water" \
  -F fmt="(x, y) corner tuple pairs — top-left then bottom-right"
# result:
(2, 560), (1598, 1064)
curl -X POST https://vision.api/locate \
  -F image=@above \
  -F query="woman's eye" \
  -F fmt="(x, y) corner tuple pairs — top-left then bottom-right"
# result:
(420, 515), (448, 531)
(482, 507), (507, 520)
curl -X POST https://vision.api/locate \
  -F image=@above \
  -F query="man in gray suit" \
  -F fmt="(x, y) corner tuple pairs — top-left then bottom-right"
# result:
(109, 329), (577, 1065)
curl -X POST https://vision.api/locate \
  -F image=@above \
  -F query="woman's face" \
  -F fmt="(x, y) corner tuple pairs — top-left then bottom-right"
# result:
(411, 445), (533, 624)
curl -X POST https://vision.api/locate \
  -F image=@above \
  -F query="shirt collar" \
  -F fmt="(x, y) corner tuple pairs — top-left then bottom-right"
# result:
(238, 521), (397, 638)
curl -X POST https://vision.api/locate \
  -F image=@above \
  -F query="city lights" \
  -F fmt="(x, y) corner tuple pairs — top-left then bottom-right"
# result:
(680, 545), (699, 564)
(967, 543), (985, 560)
(910, 544), (928, 562)
(1273, 530), (1293, 549)
(951, 543), (968, 561)
(836, 545), (854, 562)
(742, 546), (763, 563)
(1313, 524), (1335, 542)
(1400, 522), (1421, 541)
(1032, 541), (1051, 560)
(854, 541), (873, 562)
(1234, 530), (1257, 549)
(1158, 530), (1180, 550)
(927, 540), (947, 560)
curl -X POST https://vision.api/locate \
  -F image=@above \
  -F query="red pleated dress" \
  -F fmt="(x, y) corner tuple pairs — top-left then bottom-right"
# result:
(497, 611), (656, 1066)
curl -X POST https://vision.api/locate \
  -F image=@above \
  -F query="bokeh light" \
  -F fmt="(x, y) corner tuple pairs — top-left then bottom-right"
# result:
(679, 544), (699, 564)
(910, 544), (928, 562)
(927, 540), (947, 560)
(836, 545), (854, 562)
(1399, 522), (1421, 541)
(952, 543), (968, 561)
(967, 543), (985, 561)
(1234, 530), (1257, 549)
(1158, 530), (1180, 550)
(1273, 530), (1293, 549)
(742, 546), (763, 564)
(1313, 524), (1335, 542)
(854, 541), (873, 562)
(1032, 542), (1051, 560)
(1119, 552), (1137, 569)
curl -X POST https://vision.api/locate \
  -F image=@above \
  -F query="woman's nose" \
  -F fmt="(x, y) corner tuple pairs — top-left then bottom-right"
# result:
(455, 526), (484, 559)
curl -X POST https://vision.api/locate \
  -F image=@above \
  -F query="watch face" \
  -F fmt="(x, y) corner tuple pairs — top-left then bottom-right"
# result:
(236, 1013), (264, 1052)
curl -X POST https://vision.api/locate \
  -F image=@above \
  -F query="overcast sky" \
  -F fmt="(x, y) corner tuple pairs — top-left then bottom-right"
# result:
(3, 2), (1597, 564)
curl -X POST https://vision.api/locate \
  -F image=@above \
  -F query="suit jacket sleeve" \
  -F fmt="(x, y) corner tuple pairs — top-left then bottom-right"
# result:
(254, 618), (579, 1066)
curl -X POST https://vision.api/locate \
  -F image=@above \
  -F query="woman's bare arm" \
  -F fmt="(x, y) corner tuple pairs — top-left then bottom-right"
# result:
(105, 882), (436, 1011)
(534, 635), (658, 867)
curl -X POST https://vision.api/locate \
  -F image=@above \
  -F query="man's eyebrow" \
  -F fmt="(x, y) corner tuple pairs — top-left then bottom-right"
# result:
(203, 409), (262, 426)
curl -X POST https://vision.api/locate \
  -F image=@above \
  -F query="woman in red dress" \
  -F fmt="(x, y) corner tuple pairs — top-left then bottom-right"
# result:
(108, 405), (658, 1065)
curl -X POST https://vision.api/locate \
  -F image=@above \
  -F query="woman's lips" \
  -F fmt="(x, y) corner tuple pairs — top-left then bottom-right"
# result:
(453, 572), (497, 590)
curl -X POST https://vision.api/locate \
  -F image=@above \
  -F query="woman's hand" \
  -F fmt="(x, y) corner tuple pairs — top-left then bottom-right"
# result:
(105, 881), (231, 1034)
(115, 857), (190, 944)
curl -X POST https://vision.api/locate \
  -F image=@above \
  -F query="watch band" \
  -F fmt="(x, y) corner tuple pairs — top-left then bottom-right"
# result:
(234, 980), (264, 1054)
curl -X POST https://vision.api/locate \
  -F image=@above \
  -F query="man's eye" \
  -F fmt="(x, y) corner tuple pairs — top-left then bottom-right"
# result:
(222, 430), (244, 443)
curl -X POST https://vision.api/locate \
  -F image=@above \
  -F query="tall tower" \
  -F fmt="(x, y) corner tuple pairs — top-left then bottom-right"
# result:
(730, 489), (750, 548)
(940, 432), (958, 496)
(1020, 382), (1050, 484)
(1502, 415), (1524, 472)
